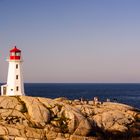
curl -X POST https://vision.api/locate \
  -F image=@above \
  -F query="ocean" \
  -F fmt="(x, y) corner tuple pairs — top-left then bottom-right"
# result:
(0, 83), (140, 109)
(23, 83), (140, 109)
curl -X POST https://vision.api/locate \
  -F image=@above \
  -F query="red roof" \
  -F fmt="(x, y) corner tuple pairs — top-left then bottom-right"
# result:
(10, 46), (21, 53)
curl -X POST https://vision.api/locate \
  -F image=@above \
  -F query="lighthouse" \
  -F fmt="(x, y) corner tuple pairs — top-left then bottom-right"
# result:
(1, 46), (25, 96)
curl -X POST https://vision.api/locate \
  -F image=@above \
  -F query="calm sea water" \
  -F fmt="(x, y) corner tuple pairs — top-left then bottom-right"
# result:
(0, 83), (140, 109)
(23, 83), (140, 109)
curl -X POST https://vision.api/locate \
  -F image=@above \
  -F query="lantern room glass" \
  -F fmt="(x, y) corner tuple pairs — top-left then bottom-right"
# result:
(11, 52), (15, 56)
(16, 52), (20, 56)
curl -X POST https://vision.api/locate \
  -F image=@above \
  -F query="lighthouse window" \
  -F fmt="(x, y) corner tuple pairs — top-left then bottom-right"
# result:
(16, 86), (19, 91)
(16, 52), (20, 56)
(16, 64), (18, 69)
(11, 52), (15, 56)
(16, 75), (18, 79)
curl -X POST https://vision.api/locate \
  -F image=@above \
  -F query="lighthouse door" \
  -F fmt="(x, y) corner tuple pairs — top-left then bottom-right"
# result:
(3, 87), (7, 95)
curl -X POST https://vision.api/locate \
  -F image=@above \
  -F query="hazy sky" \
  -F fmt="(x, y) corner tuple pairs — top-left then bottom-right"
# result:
(1, 0), (140, 83)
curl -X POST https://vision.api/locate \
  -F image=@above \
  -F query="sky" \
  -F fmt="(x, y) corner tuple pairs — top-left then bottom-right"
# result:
(1, 0), (140, 83)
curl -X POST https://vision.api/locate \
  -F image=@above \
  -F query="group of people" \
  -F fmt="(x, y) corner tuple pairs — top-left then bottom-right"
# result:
(79, 96), (118, 105)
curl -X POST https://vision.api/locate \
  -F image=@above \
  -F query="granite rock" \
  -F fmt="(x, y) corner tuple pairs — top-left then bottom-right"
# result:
(0, 96), (139, 140)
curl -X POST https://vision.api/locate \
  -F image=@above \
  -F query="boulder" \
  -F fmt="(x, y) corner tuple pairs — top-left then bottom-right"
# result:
(0, 96), (139, 140)
(19, 96), (50, 127)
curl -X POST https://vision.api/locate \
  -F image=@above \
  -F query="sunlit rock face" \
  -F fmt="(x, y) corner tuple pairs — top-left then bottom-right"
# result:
(0, 96), (139, 140)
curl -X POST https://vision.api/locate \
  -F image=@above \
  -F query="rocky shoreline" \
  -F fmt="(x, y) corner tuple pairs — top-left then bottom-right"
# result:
(0, 96), (139, 140)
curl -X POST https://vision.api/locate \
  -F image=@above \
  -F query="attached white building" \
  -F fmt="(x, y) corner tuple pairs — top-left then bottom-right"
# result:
(1, 46), (25, 96)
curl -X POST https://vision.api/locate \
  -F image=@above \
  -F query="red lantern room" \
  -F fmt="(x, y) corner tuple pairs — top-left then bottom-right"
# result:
(10, 46), (21, 60)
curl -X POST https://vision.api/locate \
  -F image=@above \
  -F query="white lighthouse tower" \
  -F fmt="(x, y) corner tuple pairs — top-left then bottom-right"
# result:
(1, 46), (25, 96)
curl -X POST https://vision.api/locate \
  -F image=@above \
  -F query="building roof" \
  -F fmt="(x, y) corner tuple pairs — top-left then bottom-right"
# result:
(10, 46), (21, 53)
